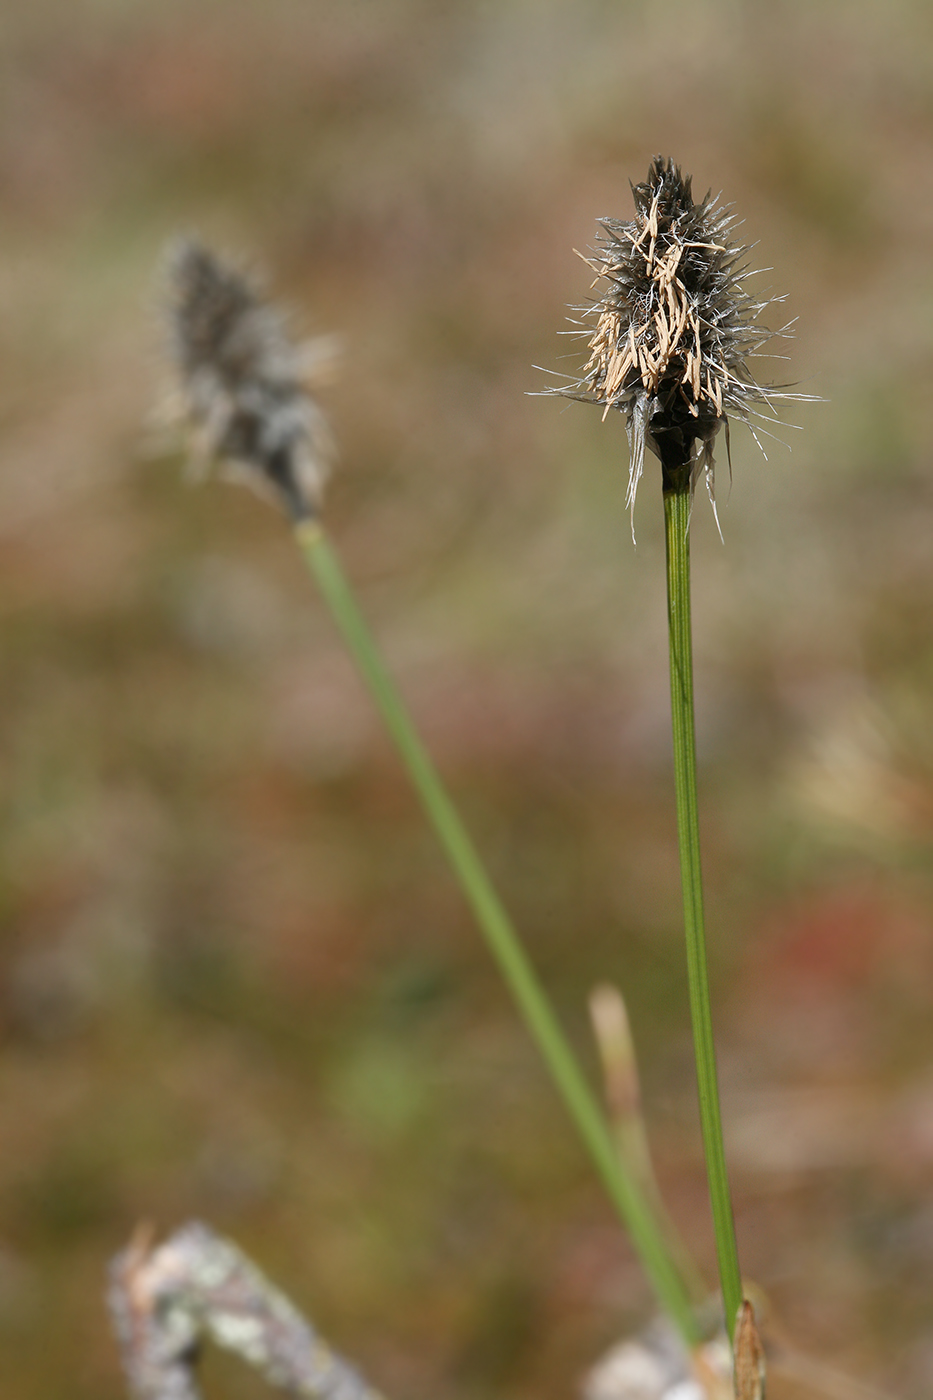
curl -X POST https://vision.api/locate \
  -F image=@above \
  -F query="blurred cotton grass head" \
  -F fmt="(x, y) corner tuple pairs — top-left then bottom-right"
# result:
(163, 237), (338, 521)
(552, 156), (805, 531)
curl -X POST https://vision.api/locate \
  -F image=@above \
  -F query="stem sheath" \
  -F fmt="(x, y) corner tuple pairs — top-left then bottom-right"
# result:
(297, 518), (699, 1346)
(663, 482), (742, 1340)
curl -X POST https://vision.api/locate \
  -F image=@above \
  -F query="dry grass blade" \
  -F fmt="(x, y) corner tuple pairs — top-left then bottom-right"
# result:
(733, 1301), (765, 1400)
(589, 982), (708, 1305)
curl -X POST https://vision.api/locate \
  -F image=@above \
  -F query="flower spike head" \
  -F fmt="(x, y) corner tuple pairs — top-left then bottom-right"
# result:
(163, 238), (337, 521)
(556, 157), (796, 530)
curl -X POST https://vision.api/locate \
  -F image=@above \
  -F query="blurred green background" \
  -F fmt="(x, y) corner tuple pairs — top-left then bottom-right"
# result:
(2, 1), (933, 1396)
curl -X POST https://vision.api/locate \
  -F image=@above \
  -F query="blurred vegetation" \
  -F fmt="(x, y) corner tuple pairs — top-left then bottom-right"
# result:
(2, 1), (933, 1396)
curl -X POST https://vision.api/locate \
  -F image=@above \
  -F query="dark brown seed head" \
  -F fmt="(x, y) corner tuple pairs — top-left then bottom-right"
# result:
(554, 157), (798, 527)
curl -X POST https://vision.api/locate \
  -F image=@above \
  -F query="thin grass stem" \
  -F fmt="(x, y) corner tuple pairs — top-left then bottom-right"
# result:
(296, 517), (700, 1346)
(663, 481), (743, 1341)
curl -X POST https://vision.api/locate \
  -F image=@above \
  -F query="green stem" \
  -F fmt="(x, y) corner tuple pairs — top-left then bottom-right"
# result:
(297, 518), (700, 1346)
(663, 482), (743, 1341)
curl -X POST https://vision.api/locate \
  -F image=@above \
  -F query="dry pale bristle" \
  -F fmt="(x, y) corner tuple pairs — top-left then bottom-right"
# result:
(164, 238), (336, 521)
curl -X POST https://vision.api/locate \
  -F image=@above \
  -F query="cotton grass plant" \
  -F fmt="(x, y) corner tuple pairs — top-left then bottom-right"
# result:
(548, 157), (813, 1352)
(137, 162), (812, 1394)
